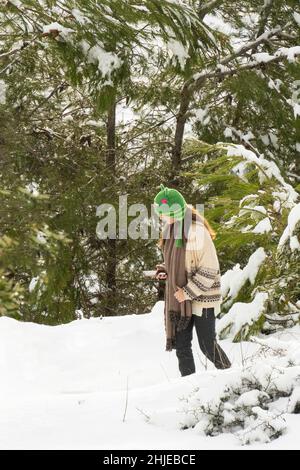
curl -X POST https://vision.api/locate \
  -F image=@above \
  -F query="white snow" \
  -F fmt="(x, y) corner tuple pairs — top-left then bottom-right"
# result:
(25, 181), (40, 197)
(272, 189), (297, 211)
(269, 131), (279, 149)
(252, 217), (272, 234)
(252, 52), (275, 63)
(268, 78), (282, 93)
(277, 46), (300, 63)
(43, 22), (75, 39)
(273, 199), (281, 213)
(79, 39), (122, 85)
(287, 387), (300, 413)
(239, 204), (267, 216)
(217, 291), (268, 340)
(29, 277), (39, 293)
(0, 79), (7, 104)
(1, 304), (300, 449)
(80, 273), (100, 302)
(292, 103), (300, 119)
(224, 127), (233, 138)
(165, 37), (190, 70)
(71, 8), (91, 25)
(251, 47), (300, 65)
(294, 12), (300, 26)
(221, 247), (266, 303)
(193, 107), (210, 125)
(241, 131), (255, 142)
(204, 13), (235, 35)
(35, 230), (47, 245)
(226, 144), (299, 204)
(260, 134), (270, 146)
(8, 0), (21, 6)
(278, 203), (300, 249)
(116, 99), (140, 126)
(239, 194), (258, 206)
(290, 235), (300, 252)
(231, 161), (248, 180)
(252, 205), (267, 215)
(236, 389), (269, 407)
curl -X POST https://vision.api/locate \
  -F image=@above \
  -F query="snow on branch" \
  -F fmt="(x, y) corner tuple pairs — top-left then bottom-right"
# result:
(0, 34), (39, 76)
(198, 0), (223, 18)
(217, 291), (269, 340)
(186, 22), (298, 93)
(224, 144), (299, 205)
(251, 46), (300, 64)
(179, 337), (300, 445)
(278, 203), (300, 251)
(220, 23), (289, 66)
(221, 247), (267, 306)
(189, 54), (281, 93)
(42, 22), (75, 40)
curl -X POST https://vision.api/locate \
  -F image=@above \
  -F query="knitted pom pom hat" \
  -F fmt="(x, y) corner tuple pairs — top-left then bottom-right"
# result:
(153, 184), (187, 248)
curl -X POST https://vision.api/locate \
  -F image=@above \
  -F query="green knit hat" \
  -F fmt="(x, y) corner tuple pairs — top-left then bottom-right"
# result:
(153, 184), (187, 248)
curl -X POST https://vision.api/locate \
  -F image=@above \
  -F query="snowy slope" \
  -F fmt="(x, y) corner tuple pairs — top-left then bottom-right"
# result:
(0, 301), (299, 450)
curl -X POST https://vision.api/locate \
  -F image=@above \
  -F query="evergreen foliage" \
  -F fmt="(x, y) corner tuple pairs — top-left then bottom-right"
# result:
(0, 0), (299, 335)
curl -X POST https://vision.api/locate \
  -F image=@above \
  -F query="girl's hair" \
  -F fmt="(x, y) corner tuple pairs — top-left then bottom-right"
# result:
(156, 205), (216, 249)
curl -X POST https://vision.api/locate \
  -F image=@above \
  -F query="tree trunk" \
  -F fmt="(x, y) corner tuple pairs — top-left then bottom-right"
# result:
(169, 84), (192, 187)
(105, 99), (117, 315)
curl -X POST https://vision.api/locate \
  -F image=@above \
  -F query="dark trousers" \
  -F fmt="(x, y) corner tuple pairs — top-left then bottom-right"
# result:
(175, 307), (231, 376)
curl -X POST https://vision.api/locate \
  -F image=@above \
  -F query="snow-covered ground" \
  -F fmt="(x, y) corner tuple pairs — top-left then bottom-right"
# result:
(0, 301), (299, 450)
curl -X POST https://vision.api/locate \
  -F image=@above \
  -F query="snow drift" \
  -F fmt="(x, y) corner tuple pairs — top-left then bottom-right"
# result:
(0, 301), (300, 449)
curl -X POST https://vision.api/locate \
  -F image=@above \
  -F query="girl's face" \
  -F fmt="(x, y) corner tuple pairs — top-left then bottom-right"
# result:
(159, 213), (175, 224)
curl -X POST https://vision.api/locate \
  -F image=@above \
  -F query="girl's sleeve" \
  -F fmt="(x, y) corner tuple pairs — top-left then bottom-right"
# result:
(181, 224), (219, 301)
(156, 262), (167, 273)
(182, 266), (220, 301)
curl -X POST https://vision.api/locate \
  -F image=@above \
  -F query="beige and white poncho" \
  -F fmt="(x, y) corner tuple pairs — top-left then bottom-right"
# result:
(182, 218), (222, 316)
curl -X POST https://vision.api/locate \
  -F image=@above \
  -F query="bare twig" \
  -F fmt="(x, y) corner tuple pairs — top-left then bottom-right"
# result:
(136, 407), (151, 422)
(0, 34), (39, 75)
(122, 375), (129, 422)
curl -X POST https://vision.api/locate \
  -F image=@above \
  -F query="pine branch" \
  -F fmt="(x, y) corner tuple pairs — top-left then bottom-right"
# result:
(255, 0), (275, 40)
(220, 23), (286, 67)
(0, 44), (25, 59)
(198, 0), (223, 19)
(170, 20), (293, 170)
(190, 51), (292, 94)
(223, 124), (260, 156)
(0, 34), (39, 75)
(120, 115), (175, 147)
(183, 21), (292, 93)
(30, 82), (69, 115)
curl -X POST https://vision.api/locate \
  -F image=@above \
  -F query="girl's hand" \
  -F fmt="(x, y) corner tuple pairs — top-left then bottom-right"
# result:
(155, 263), (167, 280)
(155, 272), (167, 280)
(174, 286), (185, 303)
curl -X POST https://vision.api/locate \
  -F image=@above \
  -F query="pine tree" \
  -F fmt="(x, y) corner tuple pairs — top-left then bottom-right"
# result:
(0, 0), (215, 322)
(0, 0), (299, 331)
(0, 235), (24, 317)
(181, 138), (300, 340)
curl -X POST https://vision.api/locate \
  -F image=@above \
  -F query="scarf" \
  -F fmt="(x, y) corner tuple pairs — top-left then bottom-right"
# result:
(161, 206), (194, 351)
